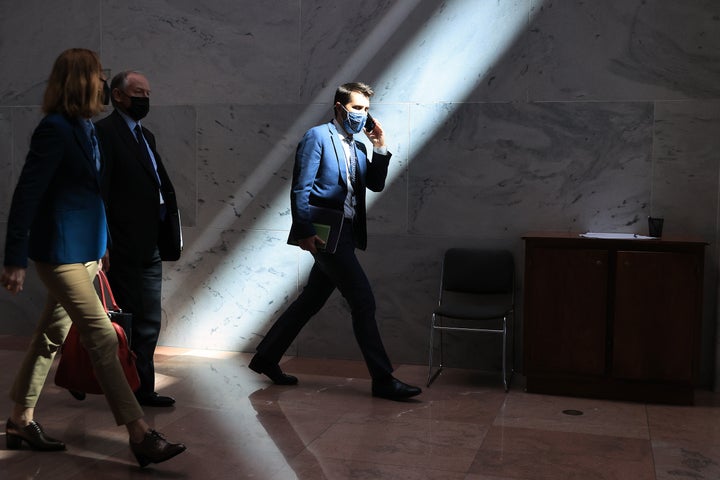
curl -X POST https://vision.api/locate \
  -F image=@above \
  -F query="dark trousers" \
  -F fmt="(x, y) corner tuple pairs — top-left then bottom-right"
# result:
(106, 247), (163, 396)
(256, 222), (394, 379)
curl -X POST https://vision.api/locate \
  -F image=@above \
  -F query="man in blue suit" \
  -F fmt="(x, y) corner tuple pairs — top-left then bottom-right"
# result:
(249, 82), (421, 401)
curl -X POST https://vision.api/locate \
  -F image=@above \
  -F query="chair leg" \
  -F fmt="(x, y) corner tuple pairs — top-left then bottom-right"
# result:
(501, 316), (508, 392)
(507, 312), (515, 389)
(427, 314), (443, 387)
(502, 314), (515, 392)
(427, 317), (435, 386)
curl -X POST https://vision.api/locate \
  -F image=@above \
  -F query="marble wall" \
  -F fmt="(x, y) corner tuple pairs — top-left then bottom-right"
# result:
(1, 0), (719, 387)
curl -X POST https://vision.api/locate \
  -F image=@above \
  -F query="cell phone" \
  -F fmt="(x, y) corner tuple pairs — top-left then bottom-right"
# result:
(365, 113), (376, 133)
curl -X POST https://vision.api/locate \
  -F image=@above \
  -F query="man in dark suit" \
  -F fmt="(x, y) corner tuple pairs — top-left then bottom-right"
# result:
(249, 82), (421, 401)
(95, 71), (182, 407)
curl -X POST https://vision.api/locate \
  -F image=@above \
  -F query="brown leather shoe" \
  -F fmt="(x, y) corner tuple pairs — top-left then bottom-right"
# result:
(130, 429), (186, 467)
(6, 418), (66, 451)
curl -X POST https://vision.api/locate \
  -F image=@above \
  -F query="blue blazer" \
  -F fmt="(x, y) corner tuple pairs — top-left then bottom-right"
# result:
(4, 113), (107, 268)
(288, 121), (391, 250)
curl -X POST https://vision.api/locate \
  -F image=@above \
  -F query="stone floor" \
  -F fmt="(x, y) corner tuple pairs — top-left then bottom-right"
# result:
(1, 336), (719, 479)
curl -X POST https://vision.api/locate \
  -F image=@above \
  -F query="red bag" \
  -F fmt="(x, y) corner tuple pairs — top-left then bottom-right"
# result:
(54, 271), (140, 394)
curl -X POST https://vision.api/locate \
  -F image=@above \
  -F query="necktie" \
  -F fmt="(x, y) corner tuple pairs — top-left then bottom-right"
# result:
(134, 124), (166, 220)
(134, 124), (160, 186)
(84, 120), (101, 171)
(347, 137), (358, 188)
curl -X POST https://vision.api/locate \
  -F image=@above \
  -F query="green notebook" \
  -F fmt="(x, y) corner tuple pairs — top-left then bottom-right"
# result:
(313, 222), (332, 249)
(288, 206), (344, 253)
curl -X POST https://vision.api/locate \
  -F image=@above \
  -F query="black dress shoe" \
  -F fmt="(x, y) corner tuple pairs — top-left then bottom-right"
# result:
(136, 392), (176, 407)
(248, 355), (298, 385)
(372, 377), (422, 401)
(130, 429), (186, 467)
(68, 389), (86, 401)
(6, 418), (66, 451)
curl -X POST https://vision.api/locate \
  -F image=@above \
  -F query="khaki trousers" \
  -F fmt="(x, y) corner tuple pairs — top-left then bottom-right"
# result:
(9, 261), (143, 426)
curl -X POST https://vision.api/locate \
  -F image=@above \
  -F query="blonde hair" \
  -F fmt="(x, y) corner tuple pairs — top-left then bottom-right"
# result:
(42, 48), (104, 118)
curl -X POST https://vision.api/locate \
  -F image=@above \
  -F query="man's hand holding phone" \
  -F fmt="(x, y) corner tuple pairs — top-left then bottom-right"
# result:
(365, 114), (385, 148)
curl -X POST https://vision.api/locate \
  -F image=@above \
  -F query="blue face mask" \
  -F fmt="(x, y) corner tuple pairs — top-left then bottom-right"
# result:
(341, 105), (367, 134)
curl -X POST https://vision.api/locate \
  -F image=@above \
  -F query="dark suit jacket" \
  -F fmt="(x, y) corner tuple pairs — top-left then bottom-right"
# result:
(288, 120), (391, 250)
(95, 110), (181, 264)
(4, 113), (107, 268)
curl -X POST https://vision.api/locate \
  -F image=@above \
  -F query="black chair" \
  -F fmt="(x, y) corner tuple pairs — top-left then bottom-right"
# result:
(426, 248), (515, 390)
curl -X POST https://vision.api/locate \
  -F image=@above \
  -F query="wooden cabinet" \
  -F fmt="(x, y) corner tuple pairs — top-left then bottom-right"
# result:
(523, 233), (706, 405)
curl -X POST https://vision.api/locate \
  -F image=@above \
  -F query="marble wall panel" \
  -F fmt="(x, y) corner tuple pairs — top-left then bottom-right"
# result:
(195, 104), (315, 235)
(652, 100), (720, 383)
(0, 110), (11, 220)
(160, 226), (301, 351)
(652, 101), (720, 239)
(11, 107), (44, 161)
(528, 0), (720, 101)
(0, 0), (101, 106)
(408, 102), (654, 239)
(300, 0), (533, 104)
(100, 0), (300, 105)
(298, 0), (403, 103)
(2, 107), (43, 223)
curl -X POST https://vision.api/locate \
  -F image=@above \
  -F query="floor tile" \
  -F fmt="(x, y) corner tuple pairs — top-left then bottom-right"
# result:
(1, 338), (719, 479)
(469, 426), (655, 480)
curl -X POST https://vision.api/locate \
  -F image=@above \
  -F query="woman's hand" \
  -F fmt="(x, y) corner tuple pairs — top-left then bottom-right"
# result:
(100, 249), (110, 273)
(1, 266), (26, 294)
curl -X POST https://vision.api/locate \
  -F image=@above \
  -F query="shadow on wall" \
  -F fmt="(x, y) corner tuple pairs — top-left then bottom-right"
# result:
(160, 0), (542, 357)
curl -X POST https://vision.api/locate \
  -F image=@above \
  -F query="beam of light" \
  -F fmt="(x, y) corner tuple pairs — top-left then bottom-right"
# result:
(168, 0), (538, 350)
(183, 0), (424, 259)
(162, 1), (541, 475)
(370, 0), (532, 180)
(169, 0), (425, 346)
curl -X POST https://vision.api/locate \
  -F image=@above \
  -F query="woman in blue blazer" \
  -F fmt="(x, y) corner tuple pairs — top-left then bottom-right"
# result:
(0, 48), (185, 467)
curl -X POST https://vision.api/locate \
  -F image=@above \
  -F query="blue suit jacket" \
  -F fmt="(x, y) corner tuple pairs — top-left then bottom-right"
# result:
(4, 113), (108, 268)
(288, 121), (391, 250)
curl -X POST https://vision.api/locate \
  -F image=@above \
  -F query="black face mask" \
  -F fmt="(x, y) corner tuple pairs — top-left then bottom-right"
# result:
(102, 80), (110, 105)
(125, 96), (150, 121)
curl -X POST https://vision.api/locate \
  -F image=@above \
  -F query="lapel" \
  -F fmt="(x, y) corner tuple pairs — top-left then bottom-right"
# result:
(327, 121), (349, 187)
(354, 141), (366, 185)
(110, 110), (158, 183)
(110, 110), (138, 152)
(71, 118), (101, 184)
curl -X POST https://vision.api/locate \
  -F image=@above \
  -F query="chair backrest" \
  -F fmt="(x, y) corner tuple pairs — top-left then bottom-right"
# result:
(441, 248), (514, 295)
